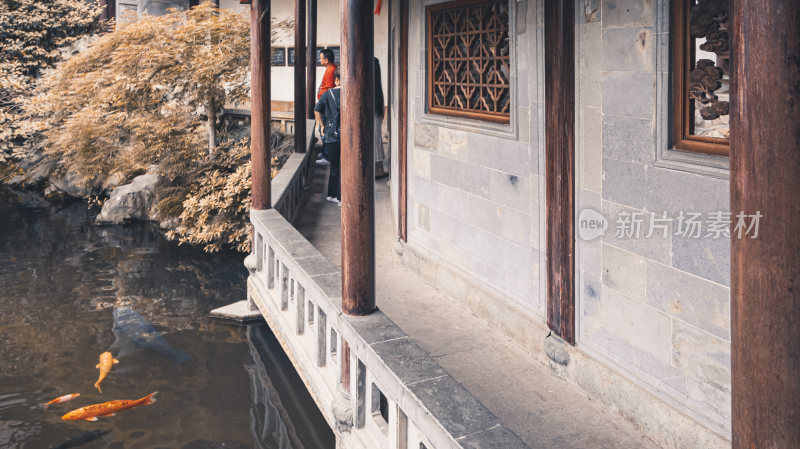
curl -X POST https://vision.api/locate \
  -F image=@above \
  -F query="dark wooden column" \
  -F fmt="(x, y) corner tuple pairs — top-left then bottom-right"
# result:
(544, 0), (575, 344)
(397, 0), (408, 242)
(99, 0), (108, 20)
(100, 0), (116, 21)
(730, 0), (800, 446)
(306, 0), (317, 120)
(250, 0), (272, 210)
(294, 0), (307, 153)
(340, 0), (376, 316)
(386, 0), (393, 146)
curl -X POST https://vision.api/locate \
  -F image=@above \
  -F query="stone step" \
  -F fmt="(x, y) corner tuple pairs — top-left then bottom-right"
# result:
(210, 300), (264, 324)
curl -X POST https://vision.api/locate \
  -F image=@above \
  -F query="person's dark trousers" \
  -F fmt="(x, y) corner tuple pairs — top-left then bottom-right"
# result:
(326, 141), (341, 200)
(318, 125), (330, 160)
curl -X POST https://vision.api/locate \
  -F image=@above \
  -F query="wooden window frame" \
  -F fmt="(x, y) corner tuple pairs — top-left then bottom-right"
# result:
(671, 0), (730, 156)
(426, 0), (511, 124)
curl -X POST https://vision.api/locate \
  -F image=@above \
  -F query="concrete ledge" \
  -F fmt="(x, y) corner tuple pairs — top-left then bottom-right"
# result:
(271, 152), (306, 206)
(209, 300), (264, 324)
(271, 119), (319, 223)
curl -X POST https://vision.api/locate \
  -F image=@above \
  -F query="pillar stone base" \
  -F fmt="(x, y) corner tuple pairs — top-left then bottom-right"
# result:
(544, 333), (571, 378)
(332, 387), (353, 433)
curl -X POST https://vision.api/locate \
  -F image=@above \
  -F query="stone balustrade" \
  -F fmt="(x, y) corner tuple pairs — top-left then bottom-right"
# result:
(270, 119), (319, 223)
(247, 209), (529, 449)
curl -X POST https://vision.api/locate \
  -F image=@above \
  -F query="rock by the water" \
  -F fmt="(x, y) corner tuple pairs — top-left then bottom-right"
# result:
(49, 169), (92, 197)
(102, 172), (125, 191)
(24, 158), (57, 186)
(158, 217), (180, 230)
(96, 174), (159, 225)
(5, 153), (55, 188)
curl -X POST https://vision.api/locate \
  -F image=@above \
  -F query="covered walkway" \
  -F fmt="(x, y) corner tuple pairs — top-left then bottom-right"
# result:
(295, 165), (661, 449)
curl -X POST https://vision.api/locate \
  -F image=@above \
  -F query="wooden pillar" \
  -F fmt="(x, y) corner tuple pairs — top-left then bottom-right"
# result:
(386, 0), (392, 148)
(340, 0), (376, 316)
(306, 0), (317, 120)
(294, 0), (307, 153)
(250, 0), (272, 210)
(730, 0), (800, 446)
(544, 0), (575, 344)
(397, 0), (408, 242)
(99, 0), (115, 21)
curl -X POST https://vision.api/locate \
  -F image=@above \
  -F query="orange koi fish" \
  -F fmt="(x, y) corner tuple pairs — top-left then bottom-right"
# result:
(42, 393), (80, 408)
(61, 392), (157, 422)
(94, 351), (119, 393)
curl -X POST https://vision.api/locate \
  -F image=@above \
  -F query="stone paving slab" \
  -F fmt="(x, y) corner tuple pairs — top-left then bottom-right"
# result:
(310, 272), (343, 300)
(344, 312), (408, 345)
(370, 337), (447, 384)
(457, 424), (533, 449)
(409, 374), (501, 439)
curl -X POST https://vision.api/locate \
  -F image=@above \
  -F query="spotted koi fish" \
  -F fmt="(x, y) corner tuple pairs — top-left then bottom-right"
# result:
(94, 351), (119, 394)
(61, 392), (157, 421)
(42, 393), (80, 408)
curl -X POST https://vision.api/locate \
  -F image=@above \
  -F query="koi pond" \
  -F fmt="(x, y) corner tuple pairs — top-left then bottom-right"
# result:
(0, 187), (333, 449)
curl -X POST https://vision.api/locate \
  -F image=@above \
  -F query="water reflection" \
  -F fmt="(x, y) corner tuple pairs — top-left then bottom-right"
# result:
(0, 187), (332, 449)
(246, 329), (294, 449)
(112, 307), (191, 365)
(247, 325), (335, 449)
(53, 429), (111, 448)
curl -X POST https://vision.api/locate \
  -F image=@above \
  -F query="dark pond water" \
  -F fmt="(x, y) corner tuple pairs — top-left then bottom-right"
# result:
(0, 187), (333, 449)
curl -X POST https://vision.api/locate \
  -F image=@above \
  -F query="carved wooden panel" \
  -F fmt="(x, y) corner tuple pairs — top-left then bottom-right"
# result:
(671, 0), (731, 156)
(427, 0), (510, 123)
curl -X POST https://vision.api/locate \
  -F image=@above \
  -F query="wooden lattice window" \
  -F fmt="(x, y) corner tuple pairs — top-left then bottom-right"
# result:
(671, 0), (731, 156)
(427, 0), (511, 124)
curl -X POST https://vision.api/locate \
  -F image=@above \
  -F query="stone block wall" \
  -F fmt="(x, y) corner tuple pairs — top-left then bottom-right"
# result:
(403, 0), (546, 320)
(576, 0), (731, 439)
(391, 0), (731, 445)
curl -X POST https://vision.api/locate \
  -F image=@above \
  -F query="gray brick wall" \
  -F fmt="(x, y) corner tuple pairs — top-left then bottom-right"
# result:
(405, 0), (544, 313)
(577, 0), (731, 438)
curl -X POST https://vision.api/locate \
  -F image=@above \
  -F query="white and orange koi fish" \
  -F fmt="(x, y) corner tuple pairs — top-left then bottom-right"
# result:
(94, 351), (119, 393)
(42, 393), (80, 408)
(61, 392), (157, 421)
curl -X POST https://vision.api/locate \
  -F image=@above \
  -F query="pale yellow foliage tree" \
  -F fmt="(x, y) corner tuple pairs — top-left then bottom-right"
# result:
(31, 2), (294, 252)
(0, 0), (104, 167)
(36, 2), (256, 182)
